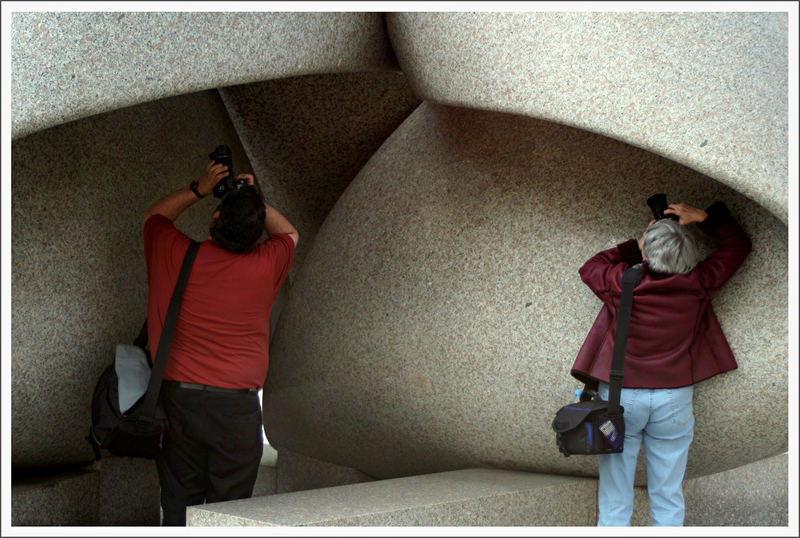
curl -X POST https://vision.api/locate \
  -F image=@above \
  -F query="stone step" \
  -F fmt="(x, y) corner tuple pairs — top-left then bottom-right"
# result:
(187, 468), (597, 526)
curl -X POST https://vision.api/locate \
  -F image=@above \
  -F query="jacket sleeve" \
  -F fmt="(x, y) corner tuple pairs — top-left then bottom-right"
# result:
(578, 239), (642, 300)
(694, 202), (752, 295)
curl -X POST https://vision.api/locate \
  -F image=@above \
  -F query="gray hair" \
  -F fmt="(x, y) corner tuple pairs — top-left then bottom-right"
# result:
(642, 219), (700, 274)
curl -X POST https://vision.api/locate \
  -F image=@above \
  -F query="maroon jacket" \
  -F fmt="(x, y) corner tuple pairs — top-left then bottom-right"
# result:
(571, 202), (752, 389)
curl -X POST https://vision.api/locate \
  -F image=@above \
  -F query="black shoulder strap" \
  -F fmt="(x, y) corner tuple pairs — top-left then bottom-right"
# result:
(607, 264), (644, 416)
(139, 240), (201, 418)
(133, 319), (148, 350)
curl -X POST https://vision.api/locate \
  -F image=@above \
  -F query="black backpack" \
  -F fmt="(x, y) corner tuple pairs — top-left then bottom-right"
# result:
(86, 322), (167, 459)
(86, 240), (200, 460)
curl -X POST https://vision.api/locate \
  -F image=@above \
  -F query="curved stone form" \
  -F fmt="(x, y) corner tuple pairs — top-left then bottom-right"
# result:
(385, 12), (788, 223)
(219, 73), (421, 272)
(264, 102), (788, 483)
(11, 12), (396, 139)
(11, 90), (252, 468)
(10, 72), (419, 469)
(10, 9), (789, 487)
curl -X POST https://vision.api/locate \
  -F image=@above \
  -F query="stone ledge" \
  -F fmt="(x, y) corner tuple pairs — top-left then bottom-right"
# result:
(189, 452), (790, 527)
(187, 468), (596, 526)
(11, 457), (160, 526)
(632, 452), (789, 526)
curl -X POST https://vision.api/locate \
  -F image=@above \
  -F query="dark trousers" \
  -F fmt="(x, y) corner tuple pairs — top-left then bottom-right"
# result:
(155, 382), (263, 526)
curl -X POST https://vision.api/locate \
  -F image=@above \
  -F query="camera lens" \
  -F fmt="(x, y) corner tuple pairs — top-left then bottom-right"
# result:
(647, 193), (680, 221)
(210, 145), (235, 198)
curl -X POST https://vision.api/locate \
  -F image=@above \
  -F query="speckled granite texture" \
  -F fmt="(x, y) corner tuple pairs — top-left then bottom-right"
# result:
(276, 448), (374, 494)
(386, 12), (789, 224)
(12, 12), (787, 225)
(633, 452), (788, 526)
(11, 11), (397, 139)
(187, 468), (598, 526)
(252, 464), (277, 498)
(11, 90), (253, 467)
(219, 72), (421, 273)
(9, 9), (791, 526)
(12, 457), (160, 526)
(186, 452), (788, 527)
(11, 72), (419, 469)
(264, 102), (788, 483)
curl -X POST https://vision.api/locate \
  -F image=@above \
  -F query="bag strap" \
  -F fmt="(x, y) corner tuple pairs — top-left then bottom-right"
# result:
(607, 264), (644, 416)
(138, 240), (201, 418)
(133, 319), (148, 350)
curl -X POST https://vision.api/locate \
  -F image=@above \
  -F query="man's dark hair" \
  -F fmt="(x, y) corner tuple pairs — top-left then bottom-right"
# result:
(210, 186), (266, 254)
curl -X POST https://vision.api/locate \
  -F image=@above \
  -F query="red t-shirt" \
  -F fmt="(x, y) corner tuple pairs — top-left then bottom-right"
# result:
(143, 214), (294, 389)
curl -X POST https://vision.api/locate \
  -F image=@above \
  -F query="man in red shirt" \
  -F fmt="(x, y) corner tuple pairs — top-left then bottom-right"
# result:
(142, 160), (298, 526)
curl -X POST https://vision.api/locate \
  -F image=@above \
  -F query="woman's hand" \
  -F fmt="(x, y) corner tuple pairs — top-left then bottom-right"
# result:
(664, 203), (707, 225)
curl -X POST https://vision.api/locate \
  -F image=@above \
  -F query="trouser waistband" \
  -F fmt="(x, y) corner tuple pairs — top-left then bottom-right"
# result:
(165, 381), (258, 394)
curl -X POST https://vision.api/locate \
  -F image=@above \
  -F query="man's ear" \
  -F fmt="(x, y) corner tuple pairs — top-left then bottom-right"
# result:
(208, 210), (220, 238)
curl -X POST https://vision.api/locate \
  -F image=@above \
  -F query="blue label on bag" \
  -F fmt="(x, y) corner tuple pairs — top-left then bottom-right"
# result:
(599, 420), (621, 450)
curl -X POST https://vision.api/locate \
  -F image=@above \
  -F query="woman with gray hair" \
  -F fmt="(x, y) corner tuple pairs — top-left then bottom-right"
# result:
(570, 200), (751, 526)
(640, 214), (701, 275)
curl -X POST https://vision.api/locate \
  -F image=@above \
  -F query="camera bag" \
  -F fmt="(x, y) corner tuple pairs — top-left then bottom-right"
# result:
(552, 264), (643, 456)
(86, 240), (200, 460)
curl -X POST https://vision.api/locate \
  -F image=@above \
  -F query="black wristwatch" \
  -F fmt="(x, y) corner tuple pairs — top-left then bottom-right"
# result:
(189, 180), (204, 199)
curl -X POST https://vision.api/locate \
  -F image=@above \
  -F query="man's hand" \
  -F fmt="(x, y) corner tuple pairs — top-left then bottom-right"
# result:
(664, 203), (708, 225)
(142, 161), (230, 226)
(197, 160), (230, 197)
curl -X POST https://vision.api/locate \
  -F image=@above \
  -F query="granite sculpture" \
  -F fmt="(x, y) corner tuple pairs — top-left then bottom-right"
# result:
(10, 11), (788, 512)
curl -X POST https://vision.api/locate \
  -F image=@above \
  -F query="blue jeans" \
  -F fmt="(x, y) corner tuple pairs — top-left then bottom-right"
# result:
(596, 382), (694, 526)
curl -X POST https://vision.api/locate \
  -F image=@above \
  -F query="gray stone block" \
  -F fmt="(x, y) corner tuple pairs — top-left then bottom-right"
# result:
(264, 102), (787, 483)
(12, 457), (160, 526)
(11, 71), (419, 469)
(386, 12), (788, 223)
(11, 89), (252, 468)
(12, 468), (97, 526)
(8, 10), (791, 528)
(11, 12), (397, 139)
(276, 448), (373, 494)
(187, 469), (597, 526)
(252, 462), (277, 498)
(219, 72), (420, 273)
(12, 12), (786, 223)
(631, 452), (788, 526)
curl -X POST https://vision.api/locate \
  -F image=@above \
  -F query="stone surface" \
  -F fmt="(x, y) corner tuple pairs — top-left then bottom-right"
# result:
(12, 468), (97, 526)
(187, 454), (790, 526)
(187, 468), (597, 526)
(11, 90), (253, 468)
(264, 102), (788, 483)
(252, 464), (277, 498)
(219, 72), (421, 274)
(276, 448), (374, 494)
(386, 12), (789, 223)
(8, 8), (793, 527)
(631, 452), (788, 526)
(11, 71), (420, 469)
(10, 12), (397, 139)
(11, 12), (787, 224)
(12, 457), (160, 526)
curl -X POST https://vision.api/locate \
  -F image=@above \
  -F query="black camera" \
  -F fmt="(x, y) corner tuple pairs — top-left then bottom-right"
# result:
(209, 145), (247, 199)
(646, 193), (679, 222)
